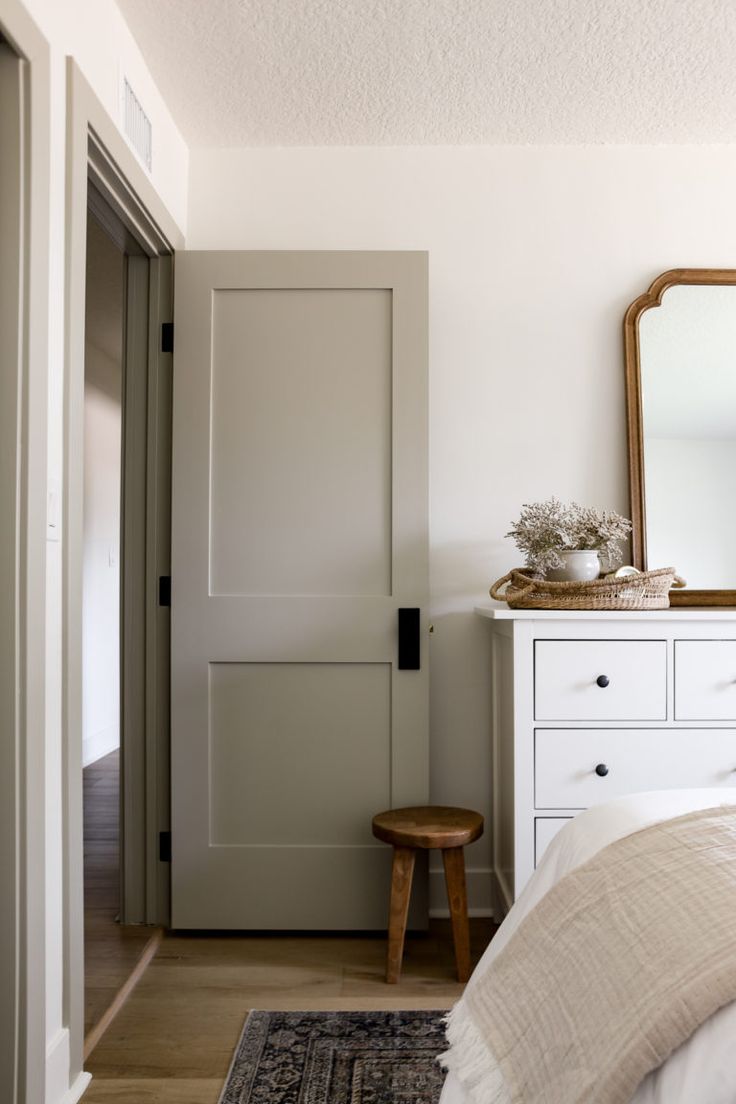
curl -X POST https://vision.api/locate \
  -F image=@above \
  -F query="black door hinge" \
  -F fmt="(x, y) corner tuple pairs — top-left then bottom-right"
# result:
(159, 575), (171, 607)
(161, 321), (174, 353)
(159, 831), (172, 862)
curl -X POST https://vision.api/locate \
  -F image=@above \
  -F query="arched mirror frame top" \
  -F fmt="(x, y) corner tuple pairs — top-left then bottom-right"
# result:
(624, 268), (736, 607)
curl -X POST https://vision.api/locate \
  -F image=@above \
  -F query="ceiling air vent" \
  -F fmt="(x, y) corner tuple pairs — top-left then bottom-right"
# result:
(123, 78), (152, 173)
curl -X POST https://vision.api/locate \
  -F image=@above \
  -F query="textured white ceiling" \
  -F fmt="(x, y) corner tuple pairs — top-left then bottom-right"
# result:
(116, 0), (736, 146)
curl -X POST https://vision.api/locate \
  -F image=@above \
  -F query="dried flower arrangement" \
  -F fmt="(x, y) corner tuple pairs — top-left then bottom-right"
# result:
(506, 498), (632, 576)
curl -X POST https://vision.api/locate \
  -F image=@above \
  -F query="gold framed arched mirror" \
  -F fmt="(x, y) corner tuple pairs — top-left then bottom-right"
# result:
(625, 269), (736, 606)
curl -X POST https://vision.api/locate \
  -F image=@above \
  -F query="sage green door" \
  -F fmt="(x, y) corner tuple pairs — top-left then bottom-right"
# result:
(171, 252), (429, 928)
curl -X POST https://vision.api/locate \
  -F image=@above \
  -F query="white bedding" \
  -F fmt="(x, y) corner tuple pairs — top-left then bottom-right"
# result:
(441, 789), (736, 1104)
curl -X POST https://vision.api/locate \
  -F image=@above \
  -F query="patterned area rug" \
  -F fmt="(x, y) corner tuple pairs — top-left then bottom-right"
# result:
(219, 1010), (448, 1103)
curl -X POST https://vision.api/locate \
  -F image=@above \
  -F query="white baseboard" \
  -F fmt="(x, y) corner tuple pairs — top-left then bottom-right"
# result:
(61, 1072), (92, 1104)
(46, 1028), (71, 1104)
(428, 867), (497, 920)
(82, 724), (119, 767)
(46, 1028), (90, 1103)
(492, 868), (512, 919)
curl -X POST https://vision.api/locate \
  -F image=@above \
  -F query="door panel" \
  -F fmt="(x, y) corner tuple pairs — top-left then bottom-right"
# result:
(171, 251), (428, 928)
(210, 287), (392, 597)
(209, 662), (391, 846)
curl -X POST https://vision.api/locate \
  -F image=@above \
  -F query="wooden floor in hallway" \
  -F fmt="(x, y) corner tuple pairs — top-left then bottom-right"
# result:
(84, 750), (153, 1039)
(82, 917), (496, 1103)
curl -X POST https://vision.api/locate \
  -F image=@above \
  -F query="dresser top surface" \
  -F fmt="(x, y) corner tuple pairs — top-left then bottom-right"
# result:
(476, 603), (736, 622)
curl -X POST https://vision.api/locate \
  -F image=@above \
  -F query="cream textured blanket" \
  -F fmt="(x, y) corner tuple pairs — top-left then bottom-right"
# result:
(442, 806), (736, 1104)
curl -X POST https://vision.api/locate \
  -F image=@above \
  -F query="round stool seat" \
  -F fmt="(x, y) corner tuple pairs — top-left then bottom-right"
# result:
(372, 806), (484, 850)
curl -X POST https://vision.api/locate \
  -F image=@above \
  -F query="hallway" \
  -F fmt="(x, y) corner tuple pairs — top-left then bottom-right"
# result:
(83, 751), (154, 1042)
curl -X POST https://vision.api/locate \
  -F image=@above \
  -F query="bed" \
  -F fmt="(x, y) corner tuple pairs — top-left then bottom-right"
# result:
(441, 788), (736, 1104)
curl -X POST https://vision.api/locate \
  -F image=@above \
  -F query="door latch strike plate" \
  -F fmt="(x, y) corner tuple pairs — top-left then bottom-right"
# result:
(159, 831), (171, 862)
(159, 575), (171, 606)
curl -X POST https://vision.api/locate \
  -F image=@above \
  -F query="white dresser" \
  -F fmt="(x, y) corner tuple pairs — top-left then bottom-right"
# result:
(477, 605), (736, 913)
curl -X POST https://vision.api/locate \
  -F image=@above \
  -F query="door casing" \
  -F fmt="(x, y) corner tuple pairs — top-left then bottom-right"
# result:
(63, 61), (183, 1083)
(0, 8), (50, 1104)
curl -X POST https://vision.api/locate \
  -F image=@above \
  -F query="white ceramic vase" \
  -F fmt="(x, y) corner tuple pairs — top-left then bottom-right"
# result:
(546, 549), (601, 583)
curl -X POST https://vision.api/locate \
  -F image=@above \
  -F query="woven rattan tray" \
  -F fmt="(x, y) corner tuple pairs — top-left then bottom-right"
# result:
(490, 566), (686, 610)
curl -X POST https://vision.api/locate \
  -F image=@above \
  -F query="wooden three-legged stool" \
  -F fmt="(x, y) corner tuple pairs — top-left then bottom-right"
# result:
(372, 806), (484, 984)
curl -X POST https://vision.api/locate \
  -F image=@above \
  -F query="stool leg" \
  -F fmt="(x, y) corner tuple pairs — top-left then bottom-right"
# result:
(386, 846), (416, 983)
(442, 846), (471, 983)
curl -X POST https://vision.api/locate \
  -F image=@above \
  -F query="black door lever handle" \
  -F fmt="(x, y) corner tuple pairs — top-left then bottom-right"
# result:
(398, 608), (420, 670)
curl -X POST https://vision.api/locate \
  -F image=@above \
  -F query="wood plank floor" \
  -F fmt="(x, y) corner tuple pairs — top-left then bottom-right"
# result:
(84, 750), (153, 1038)
(82, 918), (496, 1103)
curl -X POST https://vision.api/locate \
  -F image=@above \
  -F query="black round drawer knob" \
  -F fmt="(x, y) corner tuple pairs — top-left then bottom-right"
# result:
(595, 763), (609, 777)
(596, 675), (610, 688)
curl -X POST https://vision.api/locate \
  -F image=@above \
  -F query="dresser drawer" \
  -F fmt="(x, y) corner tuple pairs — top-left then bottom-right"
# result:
(675, 641), (736, 720)
(534, 817), (572, 865)
(535, 728), (736, 809)
(534, 640), (667, 721)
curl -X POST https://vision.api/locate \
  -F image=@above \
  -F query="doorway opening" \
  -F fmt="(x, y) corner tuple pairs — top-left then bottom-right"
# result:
(80, 175), (173, 1057)
(61, 65), (182, 1086)
(82, 206), (146, 1047)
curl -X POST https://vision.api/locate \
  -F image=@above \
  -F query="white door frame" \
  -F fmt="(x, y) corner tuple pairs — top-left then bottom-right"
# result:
(0, 6), (50, 1103)
(63, 60), (183, 1083)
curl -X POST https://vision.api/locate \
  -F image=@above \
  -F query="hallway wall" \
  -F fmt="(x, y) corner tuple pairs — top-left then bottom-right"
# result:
(83, 217), (123, 767)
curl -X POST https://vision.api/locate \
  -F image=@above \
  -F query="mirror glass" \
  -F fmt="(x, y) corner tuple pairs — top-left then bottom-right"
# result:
(639, 283), (736, 589)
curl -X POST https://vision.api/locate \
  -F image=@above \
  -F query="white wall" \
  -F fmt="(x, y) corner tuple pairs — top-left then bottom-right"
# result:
(5, 2), (187, 1101)
(187, 144), (736, 911)
(83, 373), (122, 765)
(83, 218), (123, 767)
(21, 0), (188, 229)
